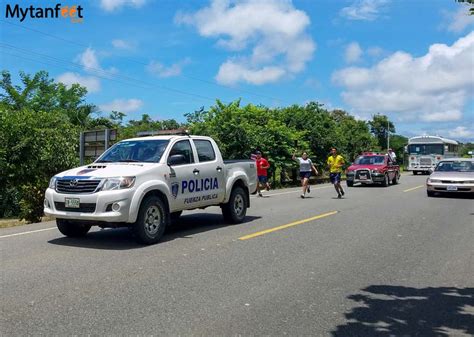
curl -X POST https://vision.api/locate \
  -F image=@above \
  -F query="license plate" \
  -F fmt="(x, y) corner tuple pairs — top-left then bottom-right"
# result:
(360, 175), (367, 180)
(65, 198), (80, 208)
(447, 185), (458, 191)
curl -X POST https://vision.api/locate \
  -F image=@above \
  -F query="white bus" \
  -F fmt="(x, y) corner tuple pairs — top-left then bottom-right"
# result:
(406, 136), (459, 174)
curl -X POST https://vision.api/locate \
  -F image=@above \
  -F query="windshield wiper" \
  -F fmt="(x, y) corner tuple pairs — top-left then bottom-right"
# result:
(95, 160), (113, 163)
(118, 159), (141, 162)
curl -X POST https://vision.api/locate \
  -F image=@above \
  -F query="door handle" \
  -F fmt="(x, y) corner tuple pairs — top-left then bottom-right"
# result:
(193, 169), (200, 175)
(216, 166), (222, 172)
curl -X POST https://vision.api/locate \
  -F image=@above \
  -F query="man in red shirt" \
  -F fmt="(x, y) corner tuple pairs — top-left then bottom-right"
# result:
(255, 151), (270, 197)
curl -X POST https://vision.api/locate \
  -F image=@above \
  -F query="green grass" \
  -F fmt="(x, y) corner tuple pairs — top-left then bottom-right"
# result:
(0, 216), (54, 229)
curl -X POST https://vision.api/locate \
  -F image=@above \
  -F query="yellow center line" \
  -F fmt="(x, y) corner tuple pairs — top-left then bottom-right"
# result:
(403, 185), (425, 192)
(239, 210), (338, 240)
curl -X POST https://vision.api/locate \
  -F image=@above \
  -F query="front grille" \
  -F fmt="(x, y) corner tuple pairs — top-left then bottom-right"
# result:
(54, 202), (96, 213)
(420, 157), (432, 166)
(356, 170), (370, 179)
(56, 179), (101, 194)
(441, 180), (465, 184)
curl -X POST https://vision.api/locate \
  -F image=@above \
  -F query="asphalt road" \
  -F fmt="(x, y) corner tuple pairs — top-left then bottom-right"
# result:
(1, 174), (473, 336)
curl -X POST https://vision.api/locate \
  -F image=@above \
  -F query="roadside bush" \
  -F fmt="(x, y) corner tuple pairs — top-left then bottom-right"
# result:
(19, 183), (46, 223)
(0, 108), (79, 222)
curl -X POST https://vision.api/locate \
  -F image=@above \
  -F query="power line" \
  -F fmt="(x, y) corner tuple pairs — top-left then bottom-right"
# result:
(1, 19), (285, 104)
(1, 43), (219, 103)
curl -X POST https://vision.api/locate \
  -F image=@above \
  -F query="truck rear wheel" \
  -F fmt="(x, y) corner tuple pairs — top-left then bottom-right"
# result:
(222, 186), (247, 224)
(56, 219), (91, 237)
(347, 181), (354, 187)
(132, 196), (168, 245)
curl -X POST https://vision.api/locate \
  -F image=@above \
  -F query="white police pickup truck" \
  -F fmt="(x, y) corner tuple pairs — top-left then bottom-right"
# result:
(44, 134), (257, 244)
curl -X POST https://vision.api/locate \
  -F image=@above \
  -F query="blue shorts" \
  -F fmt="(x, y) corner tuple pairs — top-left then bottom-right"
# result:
(258, 176), (268, 183)
(330, 173), (341, 184)
(300, 171), (311, 179)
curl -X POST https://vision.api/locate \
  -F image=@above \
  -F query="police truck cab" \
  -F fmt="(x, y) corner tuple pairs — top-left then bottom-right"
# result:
(44, 133), (257, 244)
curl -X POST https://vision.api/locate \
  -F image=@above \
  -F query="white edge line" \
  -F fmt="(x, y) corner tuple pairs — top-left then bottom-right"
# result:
(0, 227), (57, 239)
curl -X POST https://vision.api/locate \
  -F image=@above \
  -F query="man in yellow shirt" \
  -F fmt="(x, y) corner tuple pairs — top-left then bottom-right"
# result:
(327, 147), (345, 199)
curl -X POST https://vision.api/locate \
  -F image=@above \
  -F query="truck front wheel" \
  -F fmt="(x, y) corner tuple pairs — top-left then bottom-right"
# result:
(132, 196), (168, 245)
(56, 219), (91, 237)
(392, 173), (399, 185)
(222, 186), (247, 224)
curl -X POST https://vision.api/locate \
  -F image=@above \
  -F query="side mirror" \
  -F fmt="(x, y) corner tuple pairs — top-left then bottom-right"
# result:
(168, 154), (186, 166)
(429, 168), (434, 174)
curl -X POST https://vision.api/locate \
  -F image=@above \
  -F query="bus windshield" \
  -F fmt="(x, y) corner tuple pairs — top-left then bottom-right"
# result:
(407, 144), (444, 155)
(96, 140), (169, 163)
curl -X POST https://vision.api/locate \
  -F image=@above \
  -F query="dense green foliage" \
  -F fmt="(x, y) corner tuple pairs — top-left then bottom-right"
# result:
(1, 70), (415, 223)
(0, 108), (79, 222)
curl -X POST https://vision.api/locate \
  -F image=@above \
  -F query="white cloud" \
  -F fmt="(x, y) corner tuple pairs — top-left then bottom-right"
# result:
(443, 7), (474, 33)
(340, 0), (390, 21)
(345, 42), (363, 63)
(56, 72), (101, 93)
(447, 126), (474, 139)
(112, 39), (136, 50)
(332, 32), (474, 123)
(75, 47), (117, 75)
(175, 0), (315, 85)
(99, 0), (146, 12)
(99, 99), (143, 113)
(147, 58), (191, 78)
(367, 46), (383, 57)
(77, 47), (102, 72)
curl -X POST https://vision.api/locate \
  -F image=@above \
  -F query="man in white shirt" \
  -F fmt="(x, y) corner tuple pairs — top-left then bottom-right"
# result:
(388, 148), (397, 163)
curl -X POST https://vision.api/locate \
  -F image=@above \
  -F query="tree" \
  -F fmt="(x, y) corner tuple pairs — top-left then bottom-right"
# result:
(0, 108), (79, 222)
(0, 70), (96, 127)
(368, 114), (395, 150)
(456, 0), (474, 15)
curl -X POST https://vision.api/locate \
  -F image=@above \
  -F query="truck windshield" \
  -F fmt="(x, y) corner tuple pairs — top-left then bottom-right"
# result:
(407, 144), (444, 155)
(435, 161), (474, 172)
(96, 140), (169, 163)
(355, 156), (385, 165)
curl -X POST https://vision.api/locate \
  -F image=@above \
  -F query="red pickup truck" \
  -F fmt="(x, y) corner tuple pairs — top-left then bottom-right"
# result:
(346, 153), (400, 187)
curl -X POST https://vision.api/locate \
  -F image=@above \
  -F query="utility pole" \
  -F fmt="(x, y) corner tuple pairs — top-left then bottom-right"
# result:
(387, 118), (390, 151)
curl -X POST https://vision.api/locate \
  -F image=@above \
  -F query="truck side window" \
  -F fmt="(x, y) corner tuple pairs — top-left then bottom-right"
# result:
(194, 140), (216, 162)
(169, 140), (194, 165)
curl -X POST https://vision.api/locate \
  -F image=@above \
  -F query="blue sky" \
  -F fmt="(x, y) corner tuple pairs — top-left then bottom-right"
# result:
(1, 0), (473, 141)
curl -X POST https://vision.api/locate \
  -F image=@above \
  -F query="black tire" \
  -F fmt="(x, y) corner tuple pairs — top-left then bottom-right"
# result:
(413, 171), (418, 175)
(392, 173), (399, 185)
(347, 181), (354, 187)
(56, 219), (91, 237)
(427, 190), (435, 197)
(132, 196), (168, 245)
(382, 174), (389, 187)
(222, 186), (247, 224)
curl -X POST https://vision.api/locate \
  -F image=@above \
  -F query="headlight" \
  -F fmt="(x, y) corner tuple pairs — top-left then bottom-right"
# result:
(49, 177), (57, 189)
(101, 177), (136, 191)
(371, 169), (382, 174)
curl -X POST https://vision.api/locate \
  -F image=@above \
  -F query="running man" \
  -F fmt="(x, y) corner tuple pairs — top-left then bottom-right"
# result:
(327, 147), (345, 199)
(255, 151), (270, 197)
(293, 152), (318, 198)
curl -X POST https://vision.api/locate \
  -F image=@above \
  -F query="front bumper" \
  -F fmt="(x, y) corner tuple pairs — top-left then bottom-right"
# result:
(426, 182), (474, 193)
(346, 172), (385, 184)
(44, 188), (135, 222)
